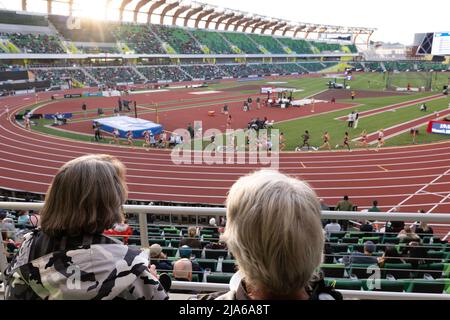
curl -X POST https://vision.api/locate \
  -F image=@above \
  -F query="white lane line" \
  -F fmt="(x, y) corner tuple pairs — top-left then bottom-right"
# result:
(427, 192), (450, 213)
(389, 167), (450, 212)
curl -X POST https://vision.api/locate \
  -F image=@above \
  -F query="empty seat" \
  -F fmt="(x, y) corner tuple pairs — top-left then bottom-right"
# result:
(350, 264), (378, 279)
(221, 260), (237, 273)
(405, 279), (445, 294)
(321, 264), (346, 278)
(197, 259), (218, 271)
(362, 279), (404, 292)
(162, 247), (177, 257)
(417, 263), (444, 279)
(383, 263), (413, 279)
(330, 232), (347, 239)
(204, 249), (228, 260)
(342, 237), (359, 244)
(206, 273), (233, 284)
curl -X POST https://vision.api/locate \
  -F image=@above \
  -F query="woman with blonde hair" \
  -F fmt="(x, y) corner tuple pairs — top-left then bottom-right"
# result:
(4, 155), (168, 300)
(196, 170), (341, 300)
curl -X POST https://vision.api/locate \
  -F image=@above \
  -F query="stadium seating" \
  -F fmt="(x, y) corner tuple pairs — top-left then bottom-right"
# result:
(114, 24), (165, 54)
(221, 32), (262, 54)
(151, 24), (203, 54)
(0, 10), (48, 27)
(277, 38), (314, 54)
(247, 34), (286, 54)
(181, 65), (228, 79)
(1, 33), (65, 54)
(137, 66), (191, 83)
(310, 41), (343, 53)
(32, 68), (93, 87)
(190, 30), (234, 54)
(86, 67), (144, 86)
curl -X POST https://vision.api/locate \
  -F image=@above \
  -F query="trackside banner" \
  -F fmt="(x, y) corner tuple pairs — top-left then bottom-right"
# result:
(427, 120), (450, 135)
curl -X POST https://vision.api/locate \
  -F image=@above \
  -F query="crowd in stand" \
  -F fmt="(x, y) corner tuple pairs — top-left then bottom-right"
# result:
(114, 25), (165, 54)
(33, 68), (91, 87)
(181, 65), (227, 79)
(137, 66), (191, 83)
(151, 24), (203, 54)
(2, 155), (448, 300)
(86, 67), (144, 86)
(1, 32), (65, 54)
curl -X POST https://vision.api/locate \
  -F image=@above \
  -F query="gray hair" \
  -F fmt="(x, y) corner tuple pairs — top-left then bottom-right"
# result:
(223, 170), (324, 296)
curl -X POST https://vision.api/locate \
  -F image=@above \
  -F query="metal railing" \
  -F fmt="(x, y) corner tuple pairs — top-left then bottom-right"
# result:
(1, 202), (450, 300)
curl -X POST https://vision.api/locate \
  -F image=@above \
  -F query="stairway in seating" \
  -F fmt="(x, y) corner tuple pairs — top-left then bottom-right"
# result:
(130, 65), (148, 82)
(80, 67), (99, 85)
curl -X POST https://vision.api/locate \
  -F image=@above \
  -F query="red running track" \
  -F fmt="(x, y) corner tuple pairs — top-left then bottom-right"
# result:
(1, 90), (450, 235)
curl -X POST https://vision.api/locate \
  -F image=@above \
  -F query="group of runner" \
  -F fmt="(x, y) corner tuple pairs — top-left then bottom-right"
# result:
(295, 129), (385, 152)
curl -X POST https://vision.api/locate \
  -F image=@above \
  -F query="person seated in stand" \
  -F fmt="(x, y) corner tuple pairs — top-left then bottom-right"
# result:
(179, 226), (202, 249)
(149, 244), (173, 272)
(360, 220), (374, 232)
(397, 226), (420, 243)
(378, 245), (404, 267)
(342, 241), (378, 266)
(173, 258), (193, 282)
(414, 221), (434, 239)
(194, 170), (342, 301)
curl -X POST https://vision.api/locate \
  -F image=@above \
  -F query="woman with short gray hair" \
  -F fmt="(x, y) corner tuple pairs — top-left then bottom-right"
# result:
(197, 170), (341, 300)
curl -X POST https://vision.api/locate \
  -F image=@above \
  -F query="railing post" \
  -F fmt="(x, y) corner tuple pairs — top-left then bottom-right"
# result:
(138, 212), (149, 249)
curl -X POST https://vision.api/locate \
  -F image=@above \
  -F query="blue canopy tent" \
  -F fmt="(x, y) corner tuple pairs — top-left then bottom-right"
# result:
(93, 116), (163, 138)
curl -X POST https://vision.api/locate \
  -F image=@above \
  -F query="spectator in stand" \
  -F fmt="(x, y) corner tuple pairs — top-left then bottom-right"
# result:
(179, 245), (204, 280)
(397, 226), (420, 243)
(378, 245), (404, 267)
(368, 200), (380, 212)
(103, 220), (133, 244)
(324, 220), (341, 235)
(149, 244), (173, 272)
(335, 195), (353, 230)
(195, 170), (341, 300)
(173, 258), (193, 281)
(17, 211), (30, 226)
(343, 241), (378, 266)
(405, 241), (428, 270)
(389, 207), (405, 234)
(4, 155), (168, 300)
(179, 226), (202, 249)
(415, 221), (434, 238)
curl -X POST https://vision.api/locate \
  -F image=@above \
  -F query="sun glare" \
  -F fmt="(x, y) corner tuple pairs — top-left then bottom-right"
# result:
(74, 0), (117, 20)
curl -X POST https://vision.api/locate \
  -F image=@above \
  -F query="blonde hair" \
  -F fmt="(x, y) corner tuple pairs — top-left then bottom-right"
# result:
(223, 170), (324, 296)
(40, 154), (128, 237)
(188, 226), (197, 238)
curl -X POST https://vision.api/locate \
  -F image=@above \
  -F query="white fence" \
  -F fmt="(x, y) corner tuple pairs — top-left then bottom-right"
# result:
(1, 202), (450, 300)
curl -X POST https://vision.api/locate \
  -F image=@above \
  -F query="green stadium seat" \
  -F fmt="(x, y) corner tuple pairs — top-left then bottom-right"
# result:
(204, 249), (228, 260)
(206, 273), (234, 284)
(321, 264), (346, 278)
(327, 279), (362, 290)
(350, 264), (378, 279)
(197, 259), (218, 271)
(405, 279), (446, 294)
(362, 279), (404, 292)
(149, 238), (167, 247)
(382, 237), (400, 245)
(383, 263), (413, 279)
(222, 260), (237, 273)
(330, 232), (347, 239)
(417, 263), (445, 279)
(342, 237), (359, 244)
(162, 247), (177, 257)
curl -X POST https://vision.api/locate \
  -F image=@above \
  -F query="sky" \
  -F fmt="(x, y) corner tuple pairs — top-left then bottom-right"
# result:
(199, 0), (450, 45)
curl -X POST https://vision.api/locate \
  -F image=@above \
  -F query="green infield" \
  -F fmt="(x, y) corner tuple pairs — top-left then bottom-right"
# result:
(21, 72), (450, 151)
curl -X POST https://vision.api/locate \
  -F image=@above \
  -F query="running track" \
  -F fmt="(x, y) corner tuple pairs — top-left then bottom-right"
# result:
(1, 90), (450, 235)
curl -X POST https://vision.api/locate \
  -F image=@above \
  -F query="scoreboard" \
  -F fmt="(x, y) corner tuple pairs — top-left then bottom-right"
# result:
(431, 32), (450, 56)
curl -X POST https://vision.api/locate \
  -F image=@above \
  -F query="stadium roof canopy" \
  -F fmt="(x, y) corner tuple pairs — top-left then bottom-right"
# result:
(16, 0), (376, 40)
